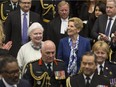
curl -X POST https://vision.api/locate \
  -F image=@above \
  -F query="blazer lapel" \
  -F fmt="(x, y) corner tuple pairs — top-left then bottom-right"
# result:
(111, 18), (116, 34)
(56, 17), (61, 35)
(102, 15), (108, 33)
(29, 12), (32, 26)
(78, 74), (86, 87)
(18, 11), (21, 32)
(90, 72), (99, 87)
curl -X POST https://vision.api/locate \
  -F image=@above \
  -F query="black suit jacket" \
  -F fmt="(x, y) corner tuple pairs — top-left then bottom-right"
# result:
(4, 9), (40, 57)
(0, 79), (32, 87)
(91, 14), (116, 40)
(47, 16), (68, 51)
(69, 72), (110, 87)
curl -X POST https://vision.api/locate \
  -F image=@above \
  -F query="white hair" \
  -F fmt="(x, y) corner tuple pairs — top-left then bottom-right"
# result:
(28, 22), (44, 36)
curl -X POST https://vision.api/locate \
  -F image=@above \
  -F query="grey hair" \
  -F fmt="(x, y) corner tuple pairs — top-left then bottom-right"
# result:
(28, 22), (44, 36)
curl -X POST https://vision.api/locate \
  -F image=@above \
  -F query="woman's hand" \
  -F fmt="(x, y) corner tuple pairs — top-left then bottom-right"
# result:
(2, 41), (12, 50)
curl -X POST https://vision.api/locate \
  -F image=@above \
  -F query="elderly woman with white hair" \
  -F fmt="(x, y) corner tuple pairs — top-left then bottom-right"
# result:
(17, 22), (44, 71)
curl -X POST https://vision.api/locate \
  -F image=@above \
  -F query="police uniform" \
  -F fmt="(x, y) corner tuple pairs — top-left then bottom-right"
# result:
(23, 58), (67, 87)
(0, 0), (19, 22)
(99, 61), (116, 86)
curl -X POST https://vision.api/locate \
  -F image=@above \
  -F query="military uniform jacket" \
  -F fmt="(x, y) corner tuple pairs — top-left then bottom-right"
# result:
(0, 0), (19, 21)
(23, 58), (67, 87)
(102, 61), (116, 78)
(68, 71), (110, 87)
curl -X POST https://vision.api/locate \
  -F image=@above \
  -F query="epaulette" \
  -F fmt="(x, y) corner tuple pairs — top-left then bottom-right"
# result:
(54, 58), (64, 62)
(27, 59), (39, 64)
(109, 61), (116, 65)
(1, 1), (8, 4)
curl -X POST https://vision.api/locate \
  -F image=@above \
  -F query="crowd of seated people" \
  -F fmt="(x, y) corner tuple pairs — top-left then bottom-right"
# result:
(0, 0), (116, 87)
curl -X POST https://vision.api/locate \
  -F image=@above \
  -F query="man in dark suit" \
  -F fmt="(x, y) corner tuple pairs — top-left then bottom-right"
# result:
(4, 0), (40, 57)
(23, 40), (67, 87)
(0, 55), (32, 87)
(47, 1), (70, 51)
(66, 52), (110, 87)
(0, 0), (20, 22)
(91, 0), (116, 43)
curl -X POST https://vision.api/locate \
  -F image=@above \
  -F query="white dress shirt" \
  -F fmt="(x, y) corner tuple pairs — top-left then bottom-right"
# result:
(60, 18), (68, 34)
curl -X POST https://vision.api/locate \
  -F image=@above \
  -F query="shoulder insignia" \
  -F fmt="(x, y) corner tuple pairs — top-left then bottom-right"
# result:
(28, 59), (39, 64)
(54, 58), (63, 62)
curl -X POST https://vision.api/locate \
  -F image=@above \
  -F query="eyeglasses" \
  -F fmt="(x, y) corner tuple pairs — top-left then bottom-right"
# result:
(20, 2), (31, 4)
(3, 69), (20, 75)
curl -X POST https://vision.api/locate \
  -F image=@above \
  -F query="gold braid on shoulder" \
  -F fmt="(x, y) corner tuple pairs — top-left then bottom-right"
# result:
(40, 0), (55, 17)
(66, 77), (72, 87)
(0, 3), (7, 21)
(29, 63), (51, 87)
(109, 49), (116, 64)
(109, 48), (112, 62)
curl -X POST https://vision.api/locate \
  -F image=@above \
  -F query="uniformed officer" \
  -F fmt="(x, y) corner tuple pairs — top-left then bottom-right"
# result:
(0, 0), (19, 22)
(92, 41), (116, 86)
(39, 0), (61, 23)
(23, 40), (67, 87)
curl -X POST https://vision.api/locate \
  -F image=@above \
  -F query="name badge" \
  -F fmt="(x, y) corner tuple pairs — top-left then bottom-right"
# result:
(54, 70), (66, 80)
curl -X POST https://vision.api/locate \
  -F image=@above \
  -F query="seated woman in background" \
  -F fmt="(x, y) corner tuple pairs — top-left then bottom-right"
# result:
(57, 17), (91, 76)
(0, 20), (12, 52)
(85, 1), (106, 38)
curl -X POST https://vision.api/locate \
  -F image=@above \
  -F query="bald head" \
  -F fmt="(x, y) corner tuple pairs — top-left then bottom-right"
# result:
(42, 40), (56, 51)
(41, 40), (56, 63)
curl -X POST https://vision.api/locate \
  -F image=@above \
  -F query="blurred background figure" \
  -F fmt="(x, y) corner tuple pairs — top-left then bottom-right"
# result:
(0, 0), (20, 22)
(78, 0), (106, 38)
(17, 22), (43, 74)
(85, 1), (106, 46)
(31, 0), (61, 40)
(91, 0), (116, 43)
(0, 55), (32, 87)
(47, 0), (70, 52)
(92, 41), (116, 86)
(57, 17), (91, 76)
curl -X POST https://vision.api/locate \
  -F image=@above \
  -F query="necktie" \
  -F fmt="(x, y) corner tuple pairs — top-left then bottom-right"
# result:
(13, 3), (17, 10)
(47, 63), (52, 76)
(86, 76), (90, 87)
(105, 18), (112, 36)
(100, 65), (103, 75)
(22, 13), (28, 44)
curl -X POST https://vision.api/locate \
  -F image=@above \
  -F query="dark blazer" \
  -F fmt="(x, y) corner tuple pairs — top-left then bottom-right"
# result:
(102, 61), (116, 78)
(91, 14), (116, 40)
(57, 36), (91, 73)
(0, 79), (32, 87)
(47, 16), (68, 51)
(69, 72), (110, 87)
(4, 10), (40, 57)
(23, 59), (67, 87)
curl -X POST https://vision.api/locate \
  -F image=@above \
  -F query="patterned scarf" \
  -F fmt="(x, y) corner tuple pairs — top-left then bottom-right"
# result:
(67, 36), (79, 76)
